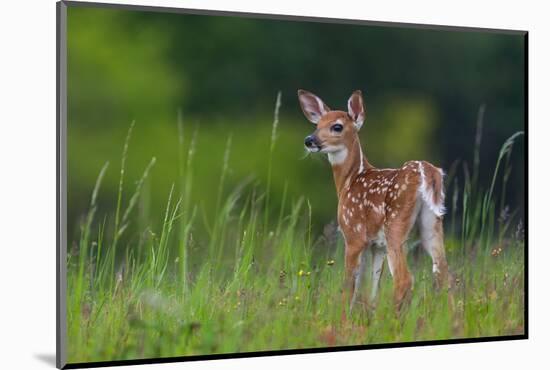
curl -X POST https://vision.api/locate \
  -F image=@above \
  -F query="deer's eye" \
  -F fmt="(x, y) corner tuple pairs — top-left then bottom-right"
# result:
(331, 123), (343, 133)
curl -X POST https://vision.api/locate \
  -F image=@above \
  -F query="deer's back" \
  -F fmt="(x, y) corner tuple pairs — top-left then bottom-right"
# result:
(338, 160), (430, 244)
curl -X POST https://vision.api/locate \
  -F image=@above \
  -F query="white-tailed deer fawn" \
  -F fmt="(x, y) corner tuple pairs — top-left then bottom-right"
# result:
(298, 89), (449, 313)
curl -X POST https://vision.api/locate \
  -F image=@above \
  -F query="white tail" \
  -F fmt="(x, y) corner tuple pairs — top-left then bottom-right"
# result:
(418, 161), (446, 217)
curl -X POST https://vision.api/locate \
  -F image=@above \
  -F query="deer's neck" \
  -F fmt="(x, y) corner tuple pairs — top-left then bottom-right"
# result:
(329, 136), (372, 197)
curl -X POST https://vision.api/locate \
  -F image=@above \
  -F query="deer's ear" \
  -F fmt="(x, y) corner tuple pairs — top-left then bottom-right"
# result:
(347, 90), (365, 130)
(297, 89), (330, 124)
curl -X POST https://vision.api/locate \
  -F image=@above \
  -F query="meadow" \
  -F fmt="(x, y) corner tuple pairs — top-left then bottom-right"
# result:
(66, 99), (525, 364)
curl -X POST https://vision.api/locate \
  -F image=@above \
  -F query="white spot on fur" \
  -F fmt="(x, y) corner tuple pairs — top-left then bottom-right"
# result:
(373, 203), (385, 215)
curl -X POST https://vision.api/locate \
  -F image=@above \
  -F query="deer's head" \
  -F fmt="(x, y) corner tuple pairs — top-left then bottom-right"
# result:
(298, 90), (365, 164)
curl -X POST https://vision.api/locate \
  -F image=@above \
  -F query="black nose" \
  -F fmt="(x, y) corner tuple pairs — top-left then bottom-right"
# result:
(304, 135), (316, 147)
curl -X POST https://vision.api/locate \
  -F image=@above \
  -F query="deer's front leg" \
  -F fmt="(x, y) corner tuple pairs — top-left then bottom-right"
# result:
(341, 240), (366, 321)
(385, 226), (413, 313)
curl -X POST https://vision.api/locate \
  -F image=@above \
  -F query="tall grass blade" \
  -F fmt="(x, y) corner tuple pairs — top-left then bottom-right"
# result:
(111, 121), (135, 288)
(472, 104), (486, 188)
(121, 156), (156, 225)
(264, 91), (282, 233)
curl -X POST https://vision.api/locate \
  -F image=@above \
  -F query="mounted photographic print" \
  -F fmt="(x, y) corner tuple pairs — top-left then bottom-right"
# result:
(56, 1), (527, 368)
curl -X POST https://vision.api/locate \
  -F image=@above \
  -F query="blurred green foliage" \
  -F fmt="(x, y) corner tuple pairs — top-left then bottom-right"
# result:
(67, 5), (525, 240)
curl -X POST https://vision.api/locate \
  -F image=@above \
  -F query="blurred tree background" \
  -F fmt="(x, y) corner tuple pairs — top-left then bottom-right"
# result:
(66, 5), (525, 243)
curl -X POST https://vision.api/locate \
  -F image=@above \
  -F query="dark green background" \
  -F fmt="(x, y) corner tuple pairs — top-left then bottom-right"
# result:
(67, 5), (525, 242)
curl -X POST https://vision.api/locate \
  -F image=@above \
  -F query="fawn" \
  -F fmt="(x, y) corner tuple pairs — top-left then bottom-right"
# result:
(298, 89), (449, 312)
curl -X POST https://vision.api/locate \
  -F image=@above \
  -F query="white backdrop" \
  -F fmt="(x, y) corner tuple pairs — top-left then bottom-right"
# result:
(0, 0), (546, 369)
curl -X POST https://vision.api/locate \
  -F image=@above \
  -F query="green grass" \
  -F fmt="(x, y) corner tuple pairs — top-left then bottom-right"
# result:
(66, 102), (525, 364)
